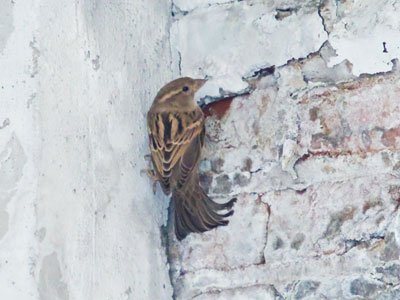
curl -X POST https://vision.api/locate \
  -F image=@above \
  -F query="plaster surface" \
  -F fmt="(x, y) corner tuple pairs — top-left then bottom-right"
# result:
(0, 1), (174, 299)
(169, 0), (400, 299)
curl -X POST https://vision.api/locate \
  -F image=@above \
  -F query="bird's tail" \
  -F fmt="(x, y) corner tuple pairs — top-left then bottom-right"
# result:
(172, 181), (236, 241)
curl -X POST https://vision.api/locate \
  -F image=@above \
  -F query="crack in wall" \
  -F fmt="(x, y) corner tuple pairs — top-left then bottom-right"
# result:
(171, 1), (241, 18)
(199, 90), (251, 108)
(191, 283), (284, 299)
(275, 7), (299, 20)
(340, 234), (386, 256)
(258, 195), (271, 264)
(171, 2), (189, 18)
(177, 50), (182, 76)
(318, 0), (330, 36)
(242, 40), (332, 93)
(160, 216), (177, 300)
(168, 0), (176, 75)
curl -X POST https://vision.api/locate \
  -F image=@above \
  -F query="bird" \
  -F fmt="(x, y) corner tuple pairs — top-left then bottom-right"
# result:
(146, 77), (236, 240)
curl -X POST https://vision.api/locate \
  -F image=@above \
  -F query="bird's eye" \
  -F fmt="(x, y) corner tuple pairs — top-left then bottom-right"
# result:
(182, 86), (189, 92)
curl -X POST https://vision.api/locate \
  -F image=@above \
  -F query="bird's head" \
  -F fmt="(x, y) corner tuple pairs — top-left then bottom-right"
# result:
(152, 77), (207, 110)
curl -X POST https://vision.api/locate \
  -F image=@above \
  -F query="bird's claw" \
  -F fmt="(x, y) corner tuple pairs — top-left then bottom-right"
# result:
(206, 133), (219, 143)
(141, 154), (158, 194)
(140, 167), (158, 195)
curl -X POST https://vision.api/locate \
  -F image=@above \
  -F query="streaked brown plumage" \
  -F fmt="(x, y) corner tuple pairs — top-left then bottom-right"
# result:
(146, 77), (236, 240)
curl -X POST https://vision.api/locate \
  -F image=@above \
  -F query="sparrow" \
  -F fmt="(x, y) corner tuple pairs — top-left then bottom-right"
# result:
(146, 77), (236, 240)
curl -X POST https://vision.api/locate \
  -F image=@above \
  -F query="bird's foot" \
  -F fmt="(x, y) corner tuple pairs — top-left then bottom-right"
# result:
(140, 167), (158, 194)
(141, 154), (159, 194)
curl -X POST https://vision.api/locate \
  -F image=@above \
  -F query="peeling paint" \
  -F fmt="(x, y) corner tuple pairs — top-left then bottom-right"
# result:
(202, 97), (233, 120)
(327, 0), (400, 75)
(171, 1), (327, 96)
(169, 2), (400, 293)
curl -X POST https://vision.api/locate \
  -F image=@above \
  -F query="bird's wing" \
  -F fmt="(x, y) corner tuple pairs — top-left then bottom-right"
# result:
(172, 128), (236, 240)
(147, 108), (204, 193)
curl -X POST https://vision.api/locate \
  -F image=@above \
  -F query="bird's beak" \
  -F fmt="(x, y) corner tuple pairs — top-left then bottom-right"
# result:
(194, 78), (207, 91)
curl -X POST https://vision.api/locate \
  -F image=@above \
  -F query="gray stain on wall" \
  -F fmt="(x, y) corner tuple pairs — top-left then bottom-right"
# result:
(0, 0), (14, 53)
(0, 135), (27, 240)
(39, 252), (69, 300)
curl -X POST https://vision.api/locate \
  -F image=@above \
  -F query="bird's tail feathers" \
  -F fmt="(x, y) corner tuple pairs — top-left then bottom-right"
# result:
(173, 183), (236, 241)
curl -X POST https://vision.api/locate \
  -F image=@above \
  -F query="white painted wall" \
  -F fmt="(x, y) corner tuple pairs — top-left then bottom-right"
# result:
(0, 1), (174, 299)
